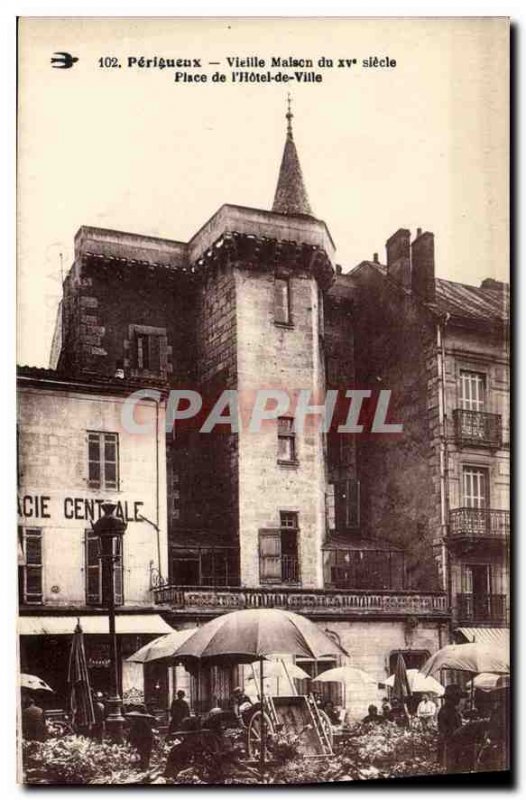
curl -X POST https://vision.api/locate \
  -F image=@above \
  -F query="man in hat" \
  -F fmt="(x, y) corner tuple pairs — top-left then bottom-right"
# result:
(169, 690), (190, 734)
(438, 684), (465, 769)
(127, 705), (156, 771)
(21, 696), (47, 742)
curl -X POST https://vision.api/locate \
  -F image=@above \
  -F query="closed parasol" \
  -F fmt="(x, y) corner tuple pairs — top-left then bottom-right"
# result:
(127, 628), (198, 663)
(20, 673), (54, 693)
(420, 643), (510, 677)
(385, 668), (444, 696)
(392, 652), (411, 702)
(67, 621), (96, 730)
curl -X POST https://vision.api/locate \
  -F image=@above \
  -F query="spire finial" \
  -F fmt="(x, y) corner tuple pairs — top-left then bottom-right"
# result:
(286, 93), (293, 137)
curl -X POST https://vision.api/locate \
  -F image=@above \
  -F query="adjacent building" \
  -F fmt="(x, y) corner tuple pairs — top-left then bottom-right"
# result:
(18, 109), (508, 718)
(17, 368), (173, 708)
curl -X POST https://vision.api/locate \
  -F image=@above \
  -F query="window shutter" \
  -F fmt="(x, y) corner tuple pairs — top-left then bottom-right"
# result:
(259, 529), (282, 581)
(86, 532), (102, 605)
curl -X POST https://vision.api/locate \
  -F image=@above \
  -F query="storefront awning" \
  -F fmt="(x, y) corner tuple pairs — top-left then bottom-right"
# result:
(18, 614), (174, 636)
(456, 627), (509, 652)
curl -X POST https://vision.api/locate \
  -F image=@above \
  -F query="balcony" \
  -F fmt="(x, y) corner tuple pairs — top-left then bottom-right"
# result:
(453, 409), (502, 449)
(449, 508), (510, 542)
(457, 593), (508, 625)
(152, 584), (448, 619)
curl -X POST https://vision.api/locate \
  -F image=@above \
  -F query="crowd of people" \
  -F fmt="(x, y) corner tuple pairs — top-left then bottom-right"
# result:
(21, 681), (510, 777)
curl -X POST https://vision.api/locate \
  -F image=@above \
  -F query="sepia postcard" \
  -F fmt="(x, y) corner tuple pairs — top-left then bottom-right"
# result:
(16, 16), (510, 786)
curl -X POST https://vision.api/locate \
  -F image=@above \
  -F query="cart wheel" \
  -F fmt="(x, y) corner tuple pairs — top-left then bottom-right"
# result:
(318, 710), (334, 748)
(247, 710), (274, 760)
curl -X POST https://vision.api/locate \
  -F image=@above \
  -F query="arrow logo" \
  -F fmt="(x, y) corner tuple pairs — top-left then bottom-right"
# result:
(51, 52), (78, 69)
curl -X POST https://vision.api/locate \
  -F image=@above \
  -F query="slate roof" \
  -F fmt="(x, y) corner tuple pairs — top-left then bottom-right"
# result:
(349, 260), (509, 327)
(272, 109), (313, 216)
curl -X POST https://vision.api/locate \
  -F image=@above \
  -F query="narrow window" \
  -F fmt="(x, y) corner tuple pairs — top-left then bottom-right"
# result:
(277, 417), (297, 463)
(274, 277), (291, 325)
(462, 466), (489, 508)
(460, 371), (486, 411)
(21, 528), (43, 604)
(87, 432), (119, 490)
(259, 513), (300, 584)
(134, 332), (162, 374)
(333, 479), (360, 529)
(85, 530), (123, 605)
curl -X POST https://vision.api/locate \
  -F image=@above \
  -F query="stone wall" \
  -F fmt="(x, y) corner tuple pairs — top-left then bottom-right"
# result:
(351, 267), (442, 591)
(235, 265), (327, 588)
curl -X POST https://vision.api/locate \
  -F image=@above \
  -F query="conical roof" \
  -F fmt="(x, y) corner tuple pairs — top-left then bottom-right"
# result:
(272, 100), (313, 216)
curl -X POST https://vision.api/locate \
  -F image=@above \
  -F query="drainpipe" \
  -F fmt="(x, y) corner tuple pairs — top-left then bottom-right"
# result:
(436, 315), (452, 621)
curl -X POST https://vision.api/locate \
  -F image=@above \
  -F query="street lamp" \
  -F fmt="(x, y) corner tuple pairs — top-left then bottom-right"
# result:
(92, 501), (127, 740)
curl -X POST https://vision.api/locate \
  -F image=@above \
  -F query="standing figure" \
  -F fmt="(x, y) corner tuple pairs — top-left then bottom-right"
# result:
(437, 685), (465, 770)
(417, 693), (437, 728)
(22, 696), (47, 742)
(169, 690), (190, 734)
(91, 691), (106, 742)
(127, 706), (156, 771)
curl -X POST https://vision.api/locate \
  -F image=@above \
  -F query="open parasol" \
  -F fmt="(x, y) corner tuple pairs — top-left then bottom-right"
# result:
(20, 673), (54, 693)
(127, 628), (198, 663)
(171, 608), (346, 773)
(420, 643), (510, 677)
(466, 672), (510, 692)
(313, 665), (376, 688)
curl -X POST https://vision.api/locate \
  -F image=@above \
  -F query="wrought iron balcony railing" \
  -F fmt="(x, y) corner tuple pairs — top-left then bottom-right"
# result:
(457, 593), (508, 624)
(152, 584), (448, 617)
(453, 409), (502, 449)
(449, 508), (510, 540)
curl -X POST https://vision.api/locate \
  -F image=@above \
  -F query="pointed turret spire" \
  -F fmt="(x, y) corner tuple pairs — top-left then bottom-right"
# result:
(272, 95), (313, 216)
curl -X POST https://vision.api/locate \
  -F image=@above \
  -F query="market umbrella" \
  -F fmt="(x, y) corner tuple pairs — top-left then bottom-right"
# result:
(313, 665), (376, 688)
(313, 665), (376, 715)
(67, 621), (96, 731)
(173, 609), (347, 665)
(127, 628), (198, 663)
(385, 668), (444, 696)
(171, 608), (346, 773)
(246, 659), (310, 696)
(20, 673), (54, 693)
(420, 643), (510, 677)
(466, 673), (511, 692)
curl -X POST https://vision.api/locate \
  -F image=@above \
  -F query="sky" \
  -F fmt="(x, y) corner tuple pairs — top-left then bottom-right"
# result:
(17, 17), (509, 367)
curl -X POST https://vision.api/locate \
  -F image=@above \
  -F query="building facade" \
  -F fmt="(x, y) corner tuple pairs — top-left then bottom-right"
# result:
(17, 369), (173, 708)
(17, 110), (508, 719)
(348, 228), (510, 650)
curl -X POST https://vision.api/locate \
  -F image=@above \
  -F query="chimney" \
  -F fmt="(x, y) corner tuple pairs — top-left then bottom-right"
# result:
(385, 228), (411, 288)
(373, 252), (379, 264)
(335, 264), (343, 276)
(411, 230), (435, 302)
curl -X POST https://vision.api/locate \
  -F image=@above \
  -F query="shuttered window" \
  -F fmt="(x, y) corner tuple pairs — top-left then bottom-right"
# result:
(135, 333), (162, 373)
(259, 514), (300, 585)
(88, 432), (119, 490)
(85, 530), (123, 606)
(21, 528), (43, 604)
(277, 417), (297, 463)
